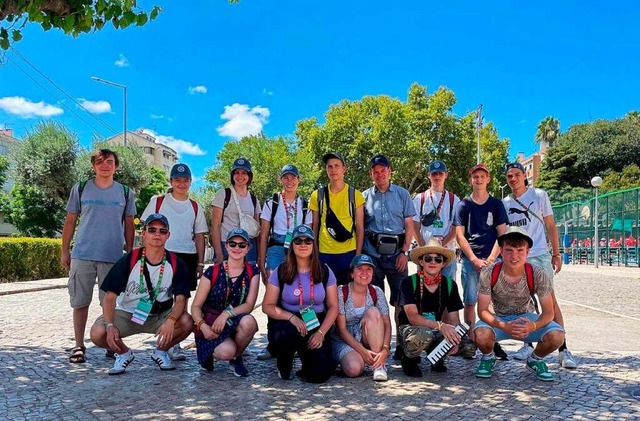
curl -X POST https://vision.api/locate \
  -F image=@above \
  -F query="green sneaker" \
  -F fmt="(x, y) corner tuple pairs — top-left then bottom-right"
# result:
(475, 357), (496, 378)
(526, 358), (554, 382)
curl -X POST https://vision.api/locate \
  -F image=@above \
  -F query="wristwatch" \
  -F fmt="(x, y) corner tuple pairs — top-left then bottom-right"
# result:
(104, 322), (115, 330)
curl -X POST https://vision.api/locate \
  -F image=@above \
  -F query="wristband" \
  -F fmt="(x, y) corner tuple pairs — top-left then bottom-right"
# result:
(552, 254), (560, 257)
(382, 344), (390, 351)
(197, 262), (205, 266)
(167, 315), (178, 322)
(532, 321), (537, 331)
(196, 320), (206, 330)
(437, 321), (443, 331)
(104, 322), (115, 330)
(288, 314), (295, 322)
(226, 309), (236, 318)
(317, 329), (325, 337)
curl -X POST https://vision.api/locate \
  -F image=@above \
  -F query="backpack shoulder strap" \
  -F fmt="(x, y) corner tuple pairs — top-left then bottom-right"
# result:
(368, 285), (378, 305)
(420, 191), (426, 219)
(342, 284), (349, 303)
(321, 263), (330, 290)
(167, 251), (178, 274)
(155, 195), (166, 214)
(448, 191), (455, 220)
(524, 262), (535, 294)
(129, 248), (143, 272)
(211, 263), (222, 288)
(221, 188), (232, 223)
(189, 199), (198, 216)
(245, 262), (255, 281)
(491, 262), (503, 289)
(302, 197), (309, 222)
(317, 187), (327, 226)
(348, 186), (356, 228)
(250, 191), (257, 212)
(269, 193), (279, 236)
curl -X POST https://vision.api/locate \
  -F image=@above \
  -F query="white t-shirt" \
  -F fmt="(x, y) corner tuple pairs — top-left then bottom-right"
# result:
(412, 190), (460, 249)
(260, 194), (313, 235)
(116, 260), (176, 313)
(211, 188), (261, 240)
(141, 193), (209, 254)
(502, 187), (553, 258)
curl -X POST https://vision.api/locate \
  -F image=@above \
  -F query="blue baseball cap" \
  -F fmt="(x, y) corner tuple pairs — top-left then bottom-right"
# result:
(226, 228), (250, 243)
(170, 163), (192, 180)
(322, 152), (345, 165)
(369, 154), (390, 168)
(231, 157), (253, 174)
(429, 160), (447, 174)
(291, 224), (315, 241)
(350, 254), (375, 269)
(280, 164), (299, 177)
(504, 162), (526, 174)
(144, 213), (170, 229)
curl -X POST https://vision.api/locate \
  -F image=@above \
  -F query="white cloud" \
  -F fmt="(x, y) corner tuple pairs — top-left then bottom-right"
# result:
(216, 103), (270, 140)
(150, 114), (165, 119)
(115, 54), (130, 67)
(78, 98), (111, 114)
(140, 128), (206, 157)
(262, 88), (273, 96)
(188, 85), (208, 95)
(0, 96), (64, 118)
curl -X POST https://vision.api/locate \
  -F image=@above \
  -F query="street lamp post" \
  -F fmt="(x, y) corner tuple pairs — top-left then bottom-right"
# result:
(591, 176), (603, 268)
(476, 104), (483, 164)
(500, 183), (508, 199)
(91, 76), (127, 146)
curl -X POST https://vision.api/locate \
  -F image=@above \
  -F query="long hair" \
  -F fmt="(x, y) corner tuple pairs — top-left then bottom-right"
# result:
(279, 239), (323, 285)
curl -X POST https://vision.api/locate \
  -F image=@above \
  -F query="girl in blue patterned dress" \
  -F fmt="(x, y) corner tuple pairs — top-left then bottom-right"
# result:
(332, 254), (392, 381)
(191, 228), (260, 376)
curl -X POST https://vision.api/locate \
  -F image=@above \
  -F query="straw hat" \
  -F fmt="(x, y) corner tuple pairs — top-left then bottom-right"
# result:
(409, 238), (455, 266)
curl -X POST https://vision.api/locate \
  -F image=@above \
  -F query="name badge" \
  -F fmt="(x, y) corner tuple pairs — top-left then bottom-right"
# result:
(131, 298), (153, 325)
(300, 306), (320, 330)
(422, 312), (436, 322)
(284, 231), (293, 249)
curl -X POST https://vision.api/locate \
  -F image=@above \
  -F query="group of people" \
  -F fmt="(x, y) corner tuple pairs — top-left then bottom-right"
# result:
(61, 148), (577, 384)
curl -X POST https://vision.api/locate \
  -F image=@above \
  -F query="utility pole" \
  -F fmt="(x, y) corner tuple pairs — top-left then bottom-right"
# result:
(476, 104), (483, 164)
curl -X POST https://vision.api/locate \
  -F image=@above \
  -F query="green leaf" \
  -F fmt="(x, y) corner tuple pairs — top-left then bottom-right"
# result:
(150, 7), (160, 21)
(63, 16), (76, 33)
(12, 30), (23, 42)
(96, 0), (108, 14)
(136, 13), (148, 26)
(95, 18), (105, 31)
(0, 37), (9, 51)
(112, 17), (120, 29)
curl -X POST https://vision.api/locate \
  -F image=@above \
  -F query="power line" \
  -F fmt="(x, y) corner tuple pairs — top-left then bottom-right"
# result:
(9, 47), (119, 135)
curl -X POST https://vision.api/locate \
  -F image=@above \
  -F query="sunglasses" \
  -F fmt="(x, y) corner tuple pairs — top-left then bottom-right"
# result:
(420, 255), (444, 264)
(292, 238), (314, 246)
(146, 227), (169, 234)
(228, 241), (248, 249)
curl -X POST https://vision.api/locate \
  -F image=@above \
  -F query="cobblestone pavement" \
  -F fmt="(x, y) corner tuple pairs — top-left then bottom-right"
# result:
(1, 265), (639, 420)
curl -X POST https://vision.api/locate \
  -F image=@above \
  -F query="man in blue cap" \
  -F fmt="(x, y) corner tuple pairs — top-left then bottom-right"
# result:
(362, 154), (415, 356)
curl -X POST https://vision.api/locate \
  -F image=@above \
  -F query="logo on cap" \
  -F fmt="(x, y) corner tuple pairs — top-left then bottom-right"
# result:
(238, 159), (245, 164)
(298, 226), (309, 233)
(433, 162), (441, 169)
(177, 165), (186, 172)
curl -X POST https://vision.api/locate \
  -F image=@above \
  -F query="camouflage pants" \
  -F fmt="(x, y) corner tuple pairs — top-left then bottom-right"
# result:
(398, 324), (477, 359)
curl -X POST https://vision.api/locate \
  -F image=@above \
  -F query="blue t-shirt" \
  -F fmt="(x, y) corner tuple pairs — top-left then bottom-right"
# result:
(453, 195), (508, 259)
(268, 266), (337, 314)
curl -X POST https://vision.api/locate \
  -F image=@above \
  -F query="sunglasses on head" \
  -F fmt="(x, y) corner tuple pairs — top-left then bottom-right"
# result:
(228, 241), (248, 249)
(292, 238), (314, 246)
(420, 255), (444, 264)
(146, 227), (169, 234)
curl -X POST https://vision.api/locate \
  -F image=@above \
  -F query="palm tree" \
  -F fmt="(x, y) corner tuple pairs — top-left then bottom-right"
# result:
(535, 116), (560, 149)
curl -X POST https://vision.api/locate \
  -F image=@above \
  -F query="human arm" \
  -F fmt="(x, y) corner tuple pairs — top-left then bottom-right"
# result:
(395, 216), (414, 271)
(308, 282), (339, 349)
(258, 219), (270, 284)
(156, 294), (186, 348)
(413, 220), (425, 246)
(211, 205), (224, 264)
(60, 212), (78, 270)
(335, 313), (376, 365)
(102, 292), (124, 353)
(194, 233), (205, 278)
(262, 281), (307, 336)
(190, 274), (218, 340)
(456, 225), (486, 270)
(354, 205), (365, 255)
(545, 215), (562, 274)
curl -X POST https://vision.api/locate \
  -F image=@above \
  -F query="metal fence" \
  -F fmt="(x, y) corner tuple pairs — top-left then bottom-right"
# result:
(553, 186), (640, 267)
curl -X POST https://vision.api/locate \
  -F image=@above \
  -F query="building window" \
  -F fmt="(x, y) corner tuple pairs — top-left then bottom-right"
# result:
(0, 144), (6, 155)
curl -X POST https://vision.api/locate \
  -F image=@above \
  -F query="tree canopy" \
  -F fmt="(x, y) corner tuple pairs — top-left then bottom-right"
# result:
(535, 116), (561, 148)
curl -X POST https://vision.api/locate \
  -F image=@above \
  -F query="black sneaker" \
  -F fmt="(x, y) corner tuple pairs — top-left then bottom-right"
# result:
(277, 357), (293, 380)
(105, 349), (115, 360)
(201, 355), (214, 372)
(393, 345), (404, 361)
(402, 363), (423, 378)
(494, 343), (509, 360)
(230, 356), (249, 377)
(431, 359), (448, 373)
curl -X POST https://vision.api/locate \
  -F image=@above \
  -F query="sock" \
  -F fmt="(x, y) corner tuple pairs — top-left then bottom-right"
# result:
(482, 352), (495, 361)
(529, 352), (543, 361)
(558, 340), (567, 352)
(120, 349), (132, 357)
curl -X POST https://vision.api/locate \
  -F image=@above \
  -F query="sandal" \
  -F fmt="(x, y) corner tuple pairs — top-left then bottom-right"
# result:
(69, 346), (86, 364)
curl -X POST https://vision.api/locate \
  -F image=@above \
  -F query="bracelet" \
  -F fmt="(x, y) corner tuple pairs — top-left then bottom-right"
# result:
(317, 329), (325, 337)
(552, 254), (560, 257)
(167, 315), (178, 322)
(196, 320), (206, 330)
(226, 309), (236, 318)
(197, 262), (204, 266)
(532, 321), (537, 331)
(288, 314), (295, 322)
(437, 321), (444, 331)
(382, 344), (390, 351)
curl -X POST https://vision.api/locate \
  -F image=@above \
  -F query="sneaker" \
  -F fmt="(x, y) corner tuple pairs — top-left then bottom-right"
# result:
(475, 357), (496, 379)
(151, 349), (176, 371)
(200, 355), (214, 372)
(256, 348), (273, 361)
(493, 343), (509, 360)
(373, 365), (388, 382)
(168, 344), (187, 361)
(431, 359), (448, 373)
(108, 351), (135, 375)
(512, 344), (534, 361)
(105, 349), (115, 359)
(559, 349), (578, 369)
(230, 356), (249, 377)
(526, 358), (554, 381)
(277, 357), (293, 380)
(393, 345), (404, 361)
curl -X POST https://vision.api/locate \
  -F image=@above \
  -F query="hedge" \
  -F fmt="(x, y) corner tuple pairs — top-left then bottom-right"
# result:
(0, 238), (67, 283)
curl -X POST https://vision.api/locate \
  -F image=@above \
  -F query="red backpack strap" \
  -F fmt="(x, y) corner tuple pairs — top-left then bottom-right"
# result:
(154, 195), (165, 213)
(129, 248), (143, 272)
(342, 285), (349, 303)
(524, 262), (535, 294)
(211, 263), (222, 288)
(168, 251), (178, 274)
(189, 199), (198, 217)
(368, 285), (378, 305)
(491, 262), (502, 289)
(245, 262), (254, 280)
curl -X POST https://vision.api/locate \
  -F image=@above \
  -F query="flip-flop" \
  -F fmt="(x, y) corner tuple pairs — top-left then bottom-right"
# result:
(69, 346), (86, 363)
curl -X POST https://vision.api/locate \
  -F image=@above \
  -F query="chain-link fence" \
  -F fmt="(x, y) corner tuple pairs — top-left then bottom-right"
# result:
(553, 186), (639, 267)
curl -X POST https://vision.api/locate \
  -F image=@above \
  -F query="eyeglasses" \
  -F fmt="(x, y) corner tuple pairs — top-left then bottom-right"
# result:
(227, 241), (248, 249)
(146, 227), (169, 235)
(292, 238), (314, 246)
(420, 255), (444, 263)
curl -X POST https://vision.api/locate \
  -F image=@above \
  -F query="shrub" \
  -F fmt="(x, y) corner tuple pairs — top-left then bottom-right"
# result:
(0, 238), (66, 282)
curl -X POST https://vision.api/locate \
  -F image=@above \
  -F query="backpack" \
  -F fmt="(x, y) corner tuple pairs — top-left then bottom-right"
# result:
(222, 187), (257, 223)
(410, 273), (453, 314)
(209, 261), (255, 289)
(341, 284), (378, 305)
(78, 179), (130, 220)
(129, 247), (179, 274)
(490, 262), (535, 293)
(269, 193), (309, 239)
(155, 194), (199, 230)
(317, 185), (356, 235)
(419, 190), (455, 223)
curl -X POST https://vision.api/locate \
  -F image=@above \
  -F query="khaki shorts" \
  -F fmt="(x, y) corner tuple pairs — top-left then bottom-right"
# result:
(68, 259), (114, 308)
(95, 309), (173, 338)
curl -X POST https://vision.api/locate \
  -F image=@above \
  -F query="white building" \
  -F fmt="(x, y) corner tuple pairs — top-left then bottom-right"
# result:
(105, 130), (177, 176)
(0, 128), (19, 236)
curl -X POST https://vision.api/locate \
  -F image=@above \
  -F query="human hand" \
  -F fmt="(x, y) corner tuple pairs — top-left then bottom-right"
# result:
(371, 349), (389, 368)
(60, 250), (71, 270)
(211, 313), (228, 334)
(552, 254), (563, 274)
(440, 323), (461, 345)
(472, 258), (488, 271)
(156, 319), (176, 349)
(395, 252), (408, 272)
(289, 316), (308, 337)
(307, 331), (324, 349)
(200, 324), (219, 340)
(106, 325), (123, 353)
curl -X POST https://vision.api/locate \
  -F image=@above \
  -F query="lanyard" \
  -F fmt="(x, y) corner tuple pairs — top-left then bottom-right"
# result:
(223, 261), (247, 307)
(298, 273), (315, 308)
(138, 248), (166, 301)
(281, 192), (298, 231)
(429, 190), (447, 217)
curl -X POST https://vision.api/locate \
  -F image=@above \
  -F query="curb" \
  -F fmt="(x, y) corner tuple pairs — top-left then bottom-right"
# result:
(0, 284), (68, 296)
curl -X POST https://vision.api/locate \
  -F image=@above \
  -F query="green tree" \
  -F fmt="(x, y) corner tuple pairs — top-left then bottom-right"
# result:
(0, 154), (8, 189)
(535, 116), (560, 148)
(204, 134), (320, 202)
(0, 155), (10, 221)
(135, 166), (169, 216)
(601, 164), (640, 193)
(9, 121), (79, 236)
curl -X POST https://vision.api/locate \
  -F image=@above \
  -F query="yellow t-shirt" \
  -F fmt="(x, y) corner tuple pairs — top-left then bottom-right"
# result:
(309, 184), (365, 254)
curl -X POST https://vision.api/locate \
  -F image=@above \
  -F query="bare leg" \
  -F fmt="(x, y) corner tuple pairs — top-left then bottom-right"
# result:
(361, 307), (384, 352)
(340, 351), (365, 377)
(73, 306), (89, 348)
(233, 315), (259, 358)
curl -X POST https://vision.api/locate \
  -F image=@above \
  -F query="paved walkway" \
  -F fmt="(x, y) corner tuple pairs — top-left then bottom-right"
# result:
(1, 264), (639, 420)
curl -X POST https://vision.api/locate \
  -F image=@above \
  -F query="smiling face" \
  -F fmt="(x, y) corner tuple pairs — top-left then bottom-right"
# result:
(469, 169), (490, 191)
(351, 264), (374, 286)
(92, 152), (118, 179)
(225, 235), (250, 260)
(292, 235), (314, 259)
(280, 173), (300, 193)
(419, 253), (446, 276)
(232, 169), (250, 187)
(506, 168), (526, 191)
(370, 164), (391, 189)
(170, 176), (191, 196)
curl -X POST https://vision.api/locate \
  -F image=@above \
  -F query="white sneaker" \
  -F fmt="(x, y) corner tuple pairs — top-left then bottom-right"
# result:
(559, 349), (578, 369)
(512, 344), (534, 361)
(168, 343), (187, 361)
(373, 365), (388, 382)
(108, 351), (135, 375)
(151, 349), (176, 371)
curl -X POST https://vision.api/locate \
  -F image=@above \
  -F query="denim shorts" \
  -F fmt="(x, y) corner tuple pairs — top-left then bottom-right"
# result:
(528, 253), (554, 288)
(474, 312), (564, 343)
(266, 245), (286, 270)
(460, 257), (480, 305)
(441, 260), (457, 283)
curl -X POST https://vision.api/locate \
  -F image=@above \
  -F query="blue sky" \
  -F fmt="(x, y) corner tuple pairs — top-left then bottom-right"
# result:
(1, 1), (640, 185)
